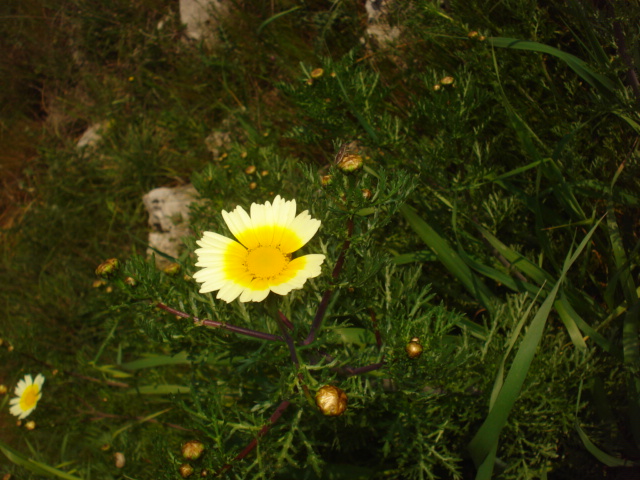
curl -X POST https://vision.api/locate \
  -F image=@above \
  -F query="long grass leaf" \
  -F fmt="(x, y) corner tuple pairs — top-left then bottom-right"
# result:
(256, 6), (302, 35)
(576, 423), (638, 467)
(488, 37), (617, 96)
(400, 204), (498, 311)
(0, 441), (83, 480)
(475, 224), (553, 286)
(469, 218), (602, 473)
(555, 293), (587, 352)
(128, 385), (191, 395)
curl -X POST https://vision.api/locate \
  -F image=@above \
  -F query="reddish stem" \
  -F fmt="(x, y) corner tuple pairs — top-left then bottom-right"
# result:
(369, 309), (382, 349)
(216, 400), (291, 476)
(156, 303), (283, 342)
(302, 217), (354, 345)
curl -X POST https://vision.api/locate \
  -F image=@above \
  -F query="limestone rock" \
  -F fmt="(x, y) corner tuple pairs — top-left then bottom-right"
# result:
(143, 184), (200, 269)
(180, 0), (230, 48)
(77, 122), (107, 149)
(365, 0), (401, 46)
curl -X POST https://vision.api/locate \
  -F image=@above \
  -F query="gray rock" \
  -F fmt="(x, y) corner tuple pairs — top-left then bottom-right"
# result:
(180, 0), (230, 47)
(143, 184), (201, 268)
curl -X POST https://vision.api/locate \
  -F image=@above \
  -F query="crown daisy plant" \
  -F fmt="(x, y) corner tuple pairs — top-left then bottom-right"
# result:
(9, 374), (45, 419)
(193, 195), (325, 303)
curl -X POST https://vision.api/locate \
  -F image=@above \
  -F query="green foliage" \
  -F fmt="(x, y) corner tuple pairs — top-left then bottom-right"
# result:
(1, 0), (640, 479)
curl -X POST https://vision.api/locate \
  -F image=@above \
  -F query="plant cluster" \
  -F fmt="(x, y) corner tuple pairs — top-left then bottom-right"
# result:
(1, 0), (640, 479)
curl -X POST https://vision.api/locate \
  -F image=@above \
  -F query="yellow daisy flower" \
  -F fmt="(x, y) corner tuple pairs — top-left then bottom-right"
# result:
(9, 374), (45, 419)
(194, 195), (325, 303)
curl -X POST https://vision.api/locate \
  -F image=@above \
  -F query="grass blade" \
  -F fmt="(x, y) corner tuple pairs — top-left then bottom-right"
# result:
(488, 37), (617, 96)
(400, 204), (499, 312)
(576, 423), (638, 467)
(0, 441), (83, 480)
(469, 218), (602, 476)
(256, 6), (302, 35)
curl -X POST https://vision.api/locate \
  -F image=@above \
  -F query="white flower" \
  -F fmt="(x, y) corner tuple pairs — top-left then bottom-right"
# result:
(193, 195), (325, 302)
(9, 374), (45, 419)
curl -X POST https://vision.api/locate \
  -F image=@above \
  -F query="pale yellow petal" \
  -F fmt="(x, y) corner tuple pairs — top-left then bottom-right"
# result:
(278, 211), (321, 253)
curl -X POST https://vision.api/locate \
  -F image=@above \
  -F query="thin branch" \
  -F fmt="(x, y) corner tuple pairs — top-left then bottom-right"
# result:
(344, 362), (385, 376)
(78, 400), (194, 432)
(303, 216), (354, 345)
(369, 309), (382, 349)
(613, 20), (640, 103)
(277, 311), (299, 369)
(156, 303), (283, 342)
(216, 400), (291, 477)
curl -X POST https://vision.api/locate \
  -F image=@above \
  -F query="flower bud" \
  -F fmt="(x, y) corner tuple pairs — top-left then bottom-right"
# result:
(124, 276), (136, 286)
(244, 165), (256, 174)
(179, 464), (194, 478)
(406, 340), (423, 359)
(114, 452), (126, 468)
(321, 175), (333, 186)
(315, 385), (348, 416)
(337, 153), (363, 173)
(361, 188), (372, 200)
(92, 279), (106, 288)
(25, 420), (36, 430)
(468, 31), (479, 39)
(249, 182), (257, 190)
(311, 68), (324, 78)
(0, 385), (7, 395)
(440, 76), (454, 85)
(181, 440), (205, 460)
(200, 470), (209, 477)
(163, 263), (181, 276)
(95, 258), (119, 277)
(261, 170), (269, 177)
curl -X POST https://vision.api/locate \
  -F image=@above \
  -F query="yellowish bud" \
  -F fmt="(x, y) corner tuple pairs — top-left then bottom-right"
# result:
(92, 279), (106, 288)
(95, 258), (119, 277)
(441, 76), (454, 85)
(468, 31), (479, 39)
(311, 68), (324, 78)
(337, 153), (363, 173)
(261, 170), (269, 176)
(124, 276), (136, 286)
(114, 452), (126, 468)
(433, 84), (441, 91)
(244, 165), (256, 174)
(249, 182), (258, 190)
(25, 420), (36, 430)
(315, 385), (348, 416)
(163, 263), (181, 276)
(181, 440), (205, 460)
(179, 464), (194, 478)
(321, 175), (333, 186)
(0, 385), (7, 395)
(362, 188), (372, 200)
(406, 341), (423, 359)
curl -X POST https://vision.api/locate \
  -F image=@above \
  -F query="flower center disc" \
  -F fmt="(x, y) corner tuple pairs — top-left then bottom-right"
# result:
(20, 386), (38, 410)
(246, 246), (288, 279)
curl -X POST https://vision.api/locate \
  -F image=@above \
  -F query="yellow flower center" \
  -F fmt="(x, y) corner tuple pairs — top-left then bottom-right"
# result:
(20, 385), (39, 411)
(245, 246), (290, 279)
